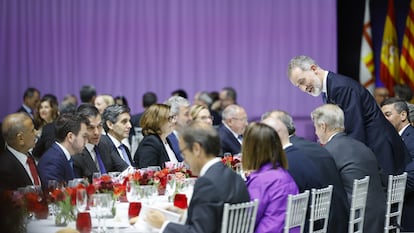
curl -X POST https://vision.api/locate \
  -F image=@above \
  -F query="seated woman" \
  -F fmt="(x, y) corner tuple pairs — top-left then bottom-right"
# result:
(189, 104), (213, 125)
(134, 104), (177, 168)
(34, 95), (59, 132)
(242, 122), (299, 233)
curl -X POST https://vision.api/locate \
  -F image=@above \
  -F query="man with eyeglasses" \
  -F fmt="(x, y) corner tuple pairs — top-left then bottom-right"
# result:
(72, 104), (129, 182)
(165, 96), (192, 162)
(218, 104), (248, 156)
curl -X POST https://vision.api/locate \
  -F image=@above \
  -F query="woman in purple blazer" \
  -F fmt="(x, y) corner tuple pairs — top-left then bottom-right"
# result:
(242, 122), (299, 233)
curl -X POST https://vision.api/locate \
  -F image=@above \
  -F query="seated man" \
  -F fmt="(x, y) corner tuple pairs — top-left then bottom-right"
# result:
(146, 122), (250, 232)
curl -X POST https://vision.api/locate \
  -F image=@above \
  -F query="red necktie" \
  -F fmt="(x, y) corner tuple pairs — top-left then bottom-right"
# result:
(26, 155), (41, 185)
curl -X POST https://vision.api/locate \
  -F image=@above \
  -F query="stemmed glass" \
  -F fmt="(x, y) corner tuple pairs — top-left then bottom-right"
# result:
(89, 193), (112, 233)
(166, 174), (176, 201)
(47, 180), (60, 217)
(76, 188), (88, 213)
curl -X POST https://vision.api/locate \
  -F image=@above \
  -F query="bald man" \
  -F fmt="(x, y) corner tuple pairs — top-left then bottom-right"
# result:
(0, 113), (40, 190)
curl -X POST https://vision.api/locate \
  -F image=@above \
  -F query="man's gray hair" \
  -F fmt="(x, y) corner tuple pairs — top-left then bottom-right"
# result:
(287, 55), (318, 77)
(164, 96), (190, 115)
(102, 104), (130, 132)
(261, 110), (296, 135)
(310, 104), (345, 132)
(222, 104), (242, 120)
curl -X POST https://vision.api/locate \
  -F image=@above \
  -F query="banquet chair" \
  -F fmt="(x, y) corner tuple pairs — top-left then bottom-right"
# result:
(284, 190), (310, 233)
(348, 176), (370, 233)
(221, 199), (259, 233)
(384, 172), (407, 233)
(309, 185), (333, 233)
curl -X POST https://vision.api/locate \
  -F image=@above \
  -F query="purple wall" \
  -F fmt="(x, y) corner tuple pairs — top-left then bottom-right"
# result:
(0, 0), (336, 140)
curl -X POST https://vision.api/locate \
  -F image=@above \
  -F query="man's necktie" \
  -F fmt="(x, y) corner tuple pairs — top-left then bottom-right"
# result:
(26, 154), (40, 185)
(118, 144), (131, 166)
(94, 146), (107, 174)
(238, 135), (243, 142)
(168, 134), (183, 162)
(322, 92), (327, 103)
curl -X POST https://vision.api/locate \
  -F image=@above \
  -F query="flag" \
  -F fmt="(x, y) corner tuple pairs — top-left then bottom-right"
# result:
(359, 0), (375, 94)
(400, 0), (414, 91)
(380, 0), (400, 96)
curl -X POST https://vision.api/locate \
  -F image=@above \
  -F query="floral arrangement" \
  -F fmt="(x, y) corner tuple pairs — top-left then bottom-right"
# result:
(0, 190), (28, 233)
(87, 174), (125, 215)
(221, 155), (241, 171)
(49, 185), (77, 226)
(124, 168), (169, 195)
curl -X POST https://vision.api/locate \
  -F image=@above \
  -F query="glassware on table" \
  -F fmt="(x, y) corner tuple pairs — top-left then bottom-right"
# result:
(89, 193), (112, 233)
(139, 185), (157, 205)
(92, 172), (101, 186)
(166, 174), (176, 201)
(47, 180), (60, 216)
(146, 166), (161, 172)
(76, 212), (92, 233)
(76, 188), (88, 213)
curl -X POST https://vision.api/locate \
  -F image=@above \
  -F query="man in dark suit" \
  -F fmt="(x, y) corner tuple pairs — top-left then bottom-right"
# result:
(263, 109), (350, 233)
(0, 113), (40, 190)
(217, 104), (248, 156)
(165, 96), (191, 162)
(381, 97), (414, 231)
(73, 104), (128, 182)
(146, 122), (250, 232)
(288, 55), (411, 176)
(17, 87), (41, 120)
(38, 113), (89, 188)
(311, 104), (386, 233)
(101, 104), (135, 167)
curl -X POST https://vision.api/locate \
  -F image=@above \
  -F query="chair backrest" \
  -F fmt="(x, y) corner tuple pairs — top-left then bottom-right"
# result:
(348, 176), (370, 233)
(221, 199), (259, 233)
(384, 172), (407, 233)
(309, 185), (333, 233)
(284, 190), (310, 233)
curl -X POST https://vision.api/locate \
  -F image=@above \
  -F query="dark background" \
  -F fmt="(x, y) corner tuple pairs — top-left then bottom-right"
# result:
(338, 0), (410, 85)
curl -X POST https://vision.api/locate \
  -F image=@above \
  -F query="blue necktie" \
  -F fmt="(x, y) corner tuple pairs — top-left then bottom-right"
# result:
(118, 144), (131, 166)
(94, 146), (107, 174)
(322, 92), (327, 103)
(238, 135), (243, 142)
(168, 134), (183, 162)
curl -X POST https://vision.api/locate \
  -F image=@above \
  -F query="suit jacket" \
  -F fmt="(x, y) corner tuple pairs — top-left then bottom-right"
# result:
(290, 135), (349, 233)
(0, 149), (37, 190)
(217, 124), (241, 156)
(100, 134), (135, 167)
(32, 122), (56, 159)
(38, 143), (76, 188)
(400, 125), (414, 231)
(73, 142), (128, 182)
(167, 133), (183, 162)
(164, 161), (250, 233)
(325, 72), (411, 175)
(324, 132), (386, 233)
(17, 105), (33, 118)
(134, 134), (172, 168)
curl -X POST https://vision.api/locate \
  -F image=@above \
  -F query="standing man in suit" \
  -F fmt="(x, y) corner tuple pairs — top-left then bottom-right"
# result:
(100, 104), (135, 167)
(262, 109), (350, 233)
(146, 122), (250, 232)
(17, 87), (41, 120)
(381, 97), (414, 231)
(165, 96), (191, 162)
(217, 104), (248, 156)
(38, 113), (89, 188)
(311, 104), (386, 233)
(288, 55), (411, 175)
(73, 104), (128, 182)
(0, 113), (40, 190)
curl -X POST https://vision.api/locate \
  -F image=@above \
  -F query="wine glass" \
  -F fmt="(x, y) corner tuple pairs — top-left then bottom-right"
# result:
(76, 188), (88, 213)
(139, 185), (157, 205)
(47, 180), (59, 216)
(166, 174), (176, 201)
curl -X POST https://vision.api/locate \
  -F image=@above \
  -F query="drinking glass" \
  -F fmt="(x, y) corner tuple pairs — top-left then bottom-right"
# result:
(76, 188), (88, 213)
(166, 174), (176, 201)
(139, 185), (157, 205)
(89, 193), (111, 233)
(92, 172), (101, 186)
(76, 212), (92, 233)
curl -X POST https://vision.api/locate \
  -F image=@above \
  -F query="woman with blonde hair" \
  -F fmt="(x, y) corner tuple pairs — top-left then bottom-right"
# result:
(189, 104), (213, 125)
(242, 122), (298, 233)
(134, 104), (176, 168)
(94, 94), (115, 114)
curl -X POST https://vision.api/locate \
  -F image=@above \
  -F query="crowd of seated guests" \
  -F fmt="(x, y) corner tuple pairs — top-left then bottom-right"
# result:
(1, 83), (414, 233)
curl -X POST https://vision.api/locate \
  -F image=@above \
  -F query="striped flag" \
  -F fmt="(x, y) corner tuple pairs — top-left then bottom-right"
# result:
(359, 0), (375, 94)
(400, 0), (414, 91)
(380, 0), (400, 96)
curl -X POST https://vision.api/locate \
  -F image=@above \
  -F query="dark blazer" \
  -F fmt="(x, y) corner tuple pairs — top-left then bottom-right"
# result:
(325, 72), (411, 175)
(100, 134), (135, 167)
(0, 149), (37, 190)
(284, 145), (323, 192)
(73, 142), (128, 182)
(290, 135), (349, 233)
(217, 124), (241, 156)
(134, 134), (172, 169)
(32, 122), (56, 159)
(17, 105), (33, 118)
(324, 132), (386, 233)
(400, 125), (414, 231)
(167, 133), (183, 162)
(164, 161), (250, 233)
(38, 143), (76, 188)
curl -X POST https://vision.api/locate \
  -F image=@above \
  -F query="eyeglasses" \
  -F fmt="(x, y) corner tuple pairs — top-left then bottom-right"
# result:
(168, 115), (177, 122)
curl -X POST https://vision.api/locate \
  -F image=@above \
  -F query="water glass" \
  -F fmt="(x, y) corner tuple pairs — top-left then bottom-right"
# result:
(76, 188), (88, 213)
(166, 174), (176, 200)
(76, 212), (92, 233)
(128, 202), (142, 219)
